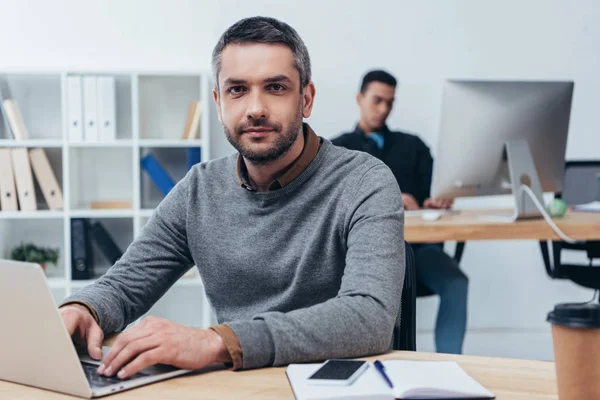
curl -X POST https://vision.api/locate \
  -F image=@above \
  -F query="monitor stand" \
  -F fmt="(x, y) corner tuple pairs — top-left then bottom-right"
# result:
(481, 139), (545, 222)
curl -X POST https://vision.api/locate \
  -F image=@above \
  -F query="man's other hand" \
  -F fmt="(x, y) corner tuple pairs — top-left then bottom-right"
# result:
(423, 197), (454, 210)
(402, 193), (420, 211)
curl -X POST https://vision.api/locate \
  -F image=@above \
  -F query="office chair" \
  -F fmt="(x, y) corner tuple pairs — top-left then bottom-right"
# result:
(392, 241), (467, 350)
(539, 160), (600, 290)
(391, 242), (416, 351)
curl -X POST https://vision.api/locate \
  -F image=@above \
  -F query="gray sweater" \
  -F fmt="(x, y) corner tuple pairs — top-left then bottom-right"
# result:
(65, 139), (405, 369)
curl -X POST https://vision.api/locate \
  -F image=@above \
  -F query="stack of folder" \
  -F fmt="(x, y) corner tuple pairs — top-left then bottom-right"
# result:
(66, 75), (117, 143)
(0, 147), (64, 212)
(0, 79), (64, 212)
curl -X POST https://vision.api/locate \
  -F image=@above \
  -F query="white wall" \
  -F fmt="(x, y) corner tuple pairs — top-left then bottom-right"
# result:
(3, 0), (599, 360)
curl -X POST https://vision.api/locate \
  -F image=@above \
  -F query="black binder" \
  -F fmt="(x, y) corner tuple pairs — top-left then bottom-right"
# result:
(90, 221), (123, 265)
(71, 218), (94, 280)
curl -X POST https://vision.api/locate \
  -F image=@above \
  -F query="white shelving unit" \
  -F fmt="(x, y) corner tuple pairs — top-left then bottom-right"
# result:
(0, 71), (216, 328)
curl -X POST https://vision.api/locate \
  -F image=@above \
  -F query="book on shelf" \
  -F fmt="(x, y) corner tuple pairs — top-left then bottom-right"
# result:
(181, 101), (201, 140)
(140, 153), (175, 196)
(0, 148), (18, 211)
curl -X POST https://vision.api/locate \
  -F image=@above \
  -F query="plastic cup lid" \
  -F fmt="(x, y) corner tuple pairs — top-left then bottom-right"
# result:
(547, 302), (600, 328)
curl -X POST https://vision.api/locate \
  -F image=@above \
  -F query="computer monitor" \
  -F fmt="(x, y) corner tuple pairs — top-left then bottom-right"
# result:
(431, 80), (574, 219)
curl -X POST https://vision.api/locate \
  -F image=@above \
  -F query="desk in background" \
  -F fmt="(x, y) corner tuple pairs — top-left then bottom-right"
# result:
(405, 209), (600, 243)
(0, 350), (557, 400)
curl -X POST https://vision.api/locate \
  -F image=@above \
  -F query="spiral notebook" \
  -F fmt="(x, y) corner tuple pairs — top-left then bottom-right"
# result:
(286, 360), (495, 400)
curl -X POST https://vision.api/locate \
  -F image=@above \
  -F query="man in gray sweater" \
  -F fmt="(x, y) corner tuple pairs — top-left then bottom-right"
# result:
(59, 16), (405, 379)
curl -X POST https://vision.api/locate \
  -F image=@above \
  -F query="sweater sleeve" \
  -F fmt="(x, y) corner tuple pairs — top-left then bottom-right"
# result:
(62, 173), (194, 334)
(226, 163), (405, 369)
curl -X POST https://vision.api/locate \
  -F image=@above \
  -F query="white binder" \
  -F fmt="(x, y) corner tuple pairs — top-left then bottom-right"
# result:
(83, 76), (99, 142)
(66, 75), (84, 142)
(0, 148), (18, 211)
(10, 147), (37, 211)
(3, 99), (30, 140)
(0, 78), (14, 139)
(97, 76), (116, 142)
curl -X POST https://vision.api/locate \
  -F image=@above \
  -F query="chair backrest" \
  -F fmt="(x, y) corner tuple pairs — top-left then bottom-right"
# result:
(540, 160), (600, 289)
(391, 242), (416, 351)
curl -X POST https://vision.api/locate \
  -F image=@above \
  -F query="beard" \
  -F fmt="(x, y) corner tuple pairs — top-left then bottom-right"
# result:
(222, 101), (304, 166)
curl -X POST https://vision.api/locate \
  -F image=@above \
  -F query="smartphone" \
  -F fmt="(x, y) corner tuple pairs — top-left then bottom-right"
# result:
(307, 359), (369, 386)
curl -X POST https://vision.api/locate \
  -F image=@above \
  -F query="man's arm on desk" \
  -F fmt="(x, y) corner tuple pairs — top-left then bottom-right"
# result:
(58, 174), (231, 376)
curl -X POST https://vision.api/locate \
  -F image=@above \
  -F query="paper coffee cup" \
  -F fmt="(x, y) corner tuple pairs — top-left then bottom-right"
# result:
(547, 302), (600, 400)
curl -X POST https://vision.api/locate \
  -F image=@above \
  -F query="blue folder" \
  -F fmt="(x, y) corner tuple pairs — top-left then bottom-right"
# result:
(140, 153), (175, 196)
(186, 147), (201, 171)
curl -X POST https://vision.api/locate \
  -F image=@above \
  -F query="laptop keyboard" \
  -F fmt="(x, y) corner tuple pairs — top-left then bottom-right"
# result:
(81, 361), (149, 388)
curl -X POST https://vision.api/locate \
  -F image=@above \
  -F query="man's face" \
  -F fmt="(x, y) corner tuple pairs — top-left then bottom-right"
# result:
(213, 43), (313, 165)
(357, 81), (395, 132)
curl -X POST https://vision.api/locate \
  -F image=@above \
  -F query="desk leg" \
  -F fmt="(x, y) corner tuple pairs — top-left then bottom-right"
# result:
(454, 242), (466, 264)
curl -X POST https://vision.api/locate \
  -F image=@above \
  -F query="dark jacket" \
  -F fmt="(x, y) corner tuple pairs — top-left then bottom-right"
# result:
(332, 125), (434, 206)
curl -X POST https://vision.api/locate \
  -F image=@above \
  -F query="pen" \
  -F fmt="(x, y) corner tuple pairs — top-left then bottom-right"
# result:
(373, 360), (394, 389)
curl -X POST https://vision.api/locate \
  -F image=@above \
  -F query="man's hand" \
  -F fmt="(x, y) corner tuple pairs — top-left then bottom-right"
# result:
(97, 316), (230, 379)
(60, 304), (104, 360)
(423, 197), (454, 210)
(402, 193), (420, 211)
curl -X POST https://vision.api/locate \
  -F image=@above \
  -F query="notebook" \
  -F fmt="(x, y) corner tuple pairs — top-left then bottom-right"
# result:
(286, 360), (494, 400)
(573, 200), (600, 213)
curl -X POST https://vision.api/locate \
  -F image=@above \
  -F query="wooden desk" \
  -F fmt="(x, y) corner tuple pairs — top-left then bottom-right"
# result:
(0, 351), (557, 399)
(405, 209), (600, 243)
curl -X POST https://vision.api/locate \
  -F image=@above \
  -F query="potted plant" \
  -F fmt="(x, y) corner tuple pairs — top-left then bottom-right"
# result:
(11, 243), (60, 272)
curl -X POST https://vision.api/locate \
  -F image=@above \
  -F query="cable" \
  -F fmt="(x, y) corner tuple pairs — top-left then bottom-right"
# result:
(519, 184), (579, 244)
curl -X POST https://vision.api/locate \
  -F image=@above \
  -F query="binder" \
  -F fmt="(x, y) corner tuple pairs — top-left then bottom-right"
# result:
(140, 153), (175, 196)
(3, 99), (30, 140)
(0, 78), (14, 138)
(82, 76), (99, 142)
(97, 76), (116, 142)
(187, 101), (201, 139)
(182, 101), (201, 139)
(28, 148), (64, 210)
(10, 147), (37, 211)
(90, 221), (123, 265)
(66, 75), (84, 142)
(71, 218), (94, 280)
(186, 147), (201, 171)
(181, 102), (196, 139)
(0, 148), (18, 211)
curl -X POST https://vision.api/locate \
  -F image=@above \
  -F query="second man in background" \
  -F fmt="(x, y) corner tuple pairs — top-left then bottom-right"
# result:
(332, 70), (468, 354)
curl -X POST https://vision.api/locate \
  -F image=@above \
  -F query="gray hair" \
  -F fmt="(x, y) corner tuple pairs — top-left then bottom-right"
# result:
(212, 16), (312, 90)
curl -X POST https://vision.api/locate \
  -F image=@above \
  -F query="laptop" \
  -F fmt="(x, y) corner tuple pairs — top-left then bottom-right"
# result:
(0, 260), (190, 398)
